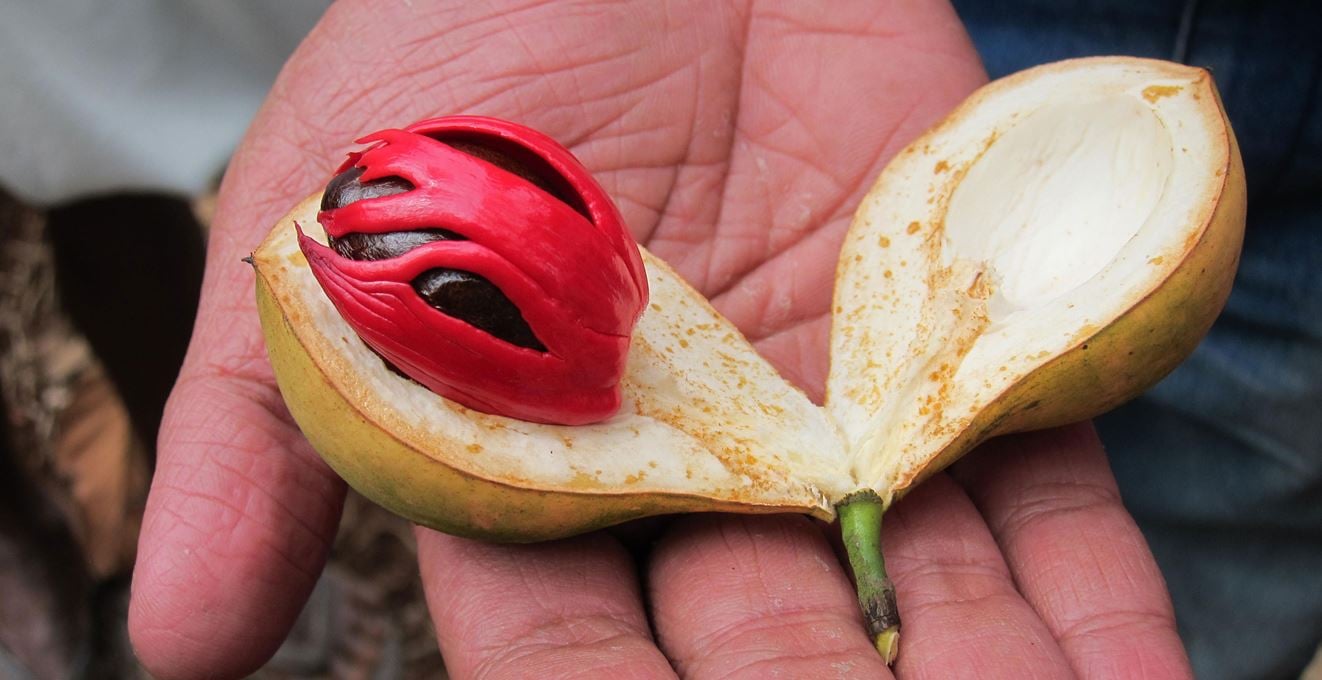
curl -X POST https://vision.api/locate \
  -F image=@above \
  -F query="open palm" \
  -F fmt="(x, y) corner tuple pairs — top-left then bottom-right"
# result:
(129, 2), (1191, 678)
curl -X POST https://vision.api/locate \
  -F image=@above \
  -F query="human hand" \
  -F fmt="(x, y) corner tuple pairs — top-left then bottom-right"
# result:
(128, 1), (1192, 677)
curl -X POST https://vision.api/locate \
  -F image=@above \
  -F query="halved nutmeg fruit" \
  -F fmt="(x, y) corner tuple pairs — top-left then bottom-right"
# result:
(253, 57), (1245, 663)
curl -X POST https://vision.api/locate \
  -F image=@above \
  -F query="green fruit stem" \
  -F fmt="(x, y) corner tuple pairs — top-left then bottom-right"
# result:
(838, 489), (899, 664)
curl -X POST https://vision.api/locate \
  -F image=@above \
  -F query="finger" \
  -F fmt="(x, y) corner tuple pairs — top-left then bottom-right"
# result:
(649, 514), (890, 680)
(883, 475), (1073, 679)
(951, 423), (1193, 678)
(416, 528), (676, 680)
(129, 368), (346, 679)
(130, 108), (349, 675)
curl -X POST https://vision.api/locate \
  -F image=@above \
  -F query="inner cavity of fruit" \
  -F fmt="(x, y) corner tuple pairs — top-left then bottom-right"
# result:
(943, 95), (1174, 315)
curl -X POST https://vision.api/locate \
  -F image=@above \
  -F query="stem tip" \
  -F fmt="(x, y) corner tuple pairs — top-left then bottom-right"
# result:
(875, 626), (900, 665)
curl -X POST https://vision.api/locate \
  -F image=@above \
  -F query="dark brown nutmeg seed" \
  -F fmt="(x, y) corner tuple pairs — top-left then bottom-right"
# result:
(322, 160), (545, 351)
(322, 165), (413, 212)
(413, 270), (545, 351)
(445, 139), (588, 219)
(331, 230), (464, 261)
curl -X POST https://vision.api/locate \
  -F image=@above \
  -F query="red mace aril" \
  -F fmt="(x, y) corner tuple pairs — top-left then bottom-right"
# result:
(297, 116), (648, 425)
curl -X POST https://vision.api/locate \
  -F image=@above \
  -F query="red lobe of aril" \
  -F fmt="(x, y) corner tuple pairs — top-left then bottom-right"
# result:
(298, 116), (648, 425)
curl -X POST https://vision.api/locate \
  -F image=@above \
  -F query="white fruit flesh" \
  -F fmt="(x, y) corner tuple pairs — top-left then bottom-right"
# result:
(828, 58), (1242, 497)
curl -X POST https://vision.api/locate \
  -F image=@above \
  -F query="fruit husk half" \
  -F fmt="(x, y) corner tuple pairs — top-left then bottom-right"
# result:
(827, 56), (1245, 503)
(255, 195), (849, 542)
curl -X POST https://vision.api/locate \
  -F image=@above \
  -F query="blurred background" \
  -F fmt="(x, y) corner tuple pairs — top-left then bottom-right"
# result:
(0, 1), (1318, 679)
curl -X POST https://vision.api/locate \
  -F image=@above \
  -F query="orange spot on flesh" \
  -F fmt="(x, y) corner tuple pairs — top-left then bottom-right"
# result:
(1142, 85), (1182, 103)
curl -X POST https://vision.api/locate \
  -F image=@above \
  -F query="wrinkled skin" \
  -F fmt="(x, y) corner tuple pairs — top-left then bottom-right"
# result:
(129, 2), (1193, 678)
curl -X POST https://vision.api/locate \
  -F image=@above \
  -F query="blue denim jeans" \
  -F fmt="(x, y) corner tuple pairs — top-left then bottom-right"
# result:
(949, 2), (1322, 678)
